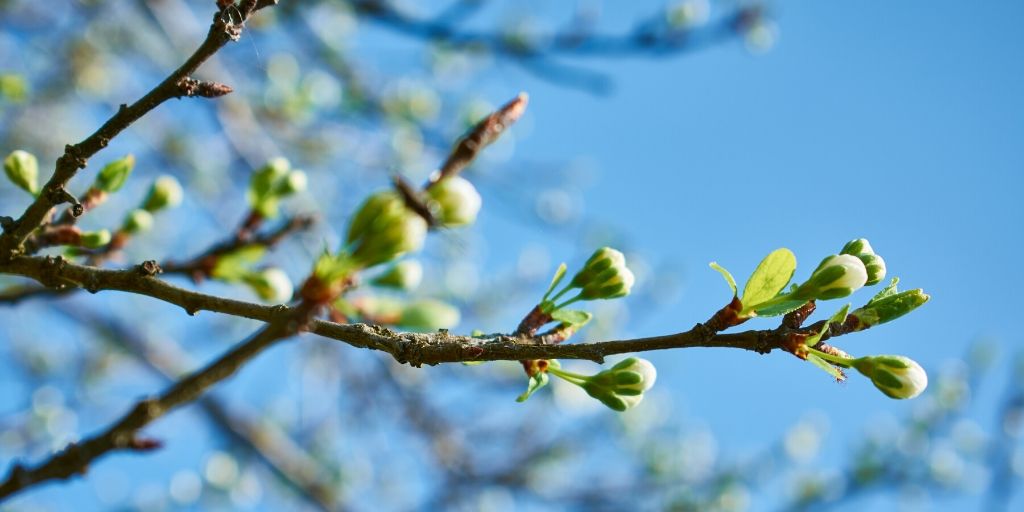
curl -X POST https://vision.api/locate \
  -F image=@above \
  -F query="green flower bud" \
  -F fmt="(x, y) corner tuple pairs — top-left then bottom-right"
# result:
(80, 229), (111, 249)
(4, 149), (39, 195)
(840, 238), (875, 256)
(93, 155), (135, 193)
(858, 253), (886, 286)
(276, 170), (307, 196)
(243, 268), (294, 303)
(426, 176), (482, 227)
(141, 176), (183, 212)
(399, 299), (461, 331)
(247, 158), (292, 217)
(797, 254), (868, 300)
(122, 209), (154, 234)
(570, 247), (626, 288)
(853, 355), (928, 400)
(852, 289), (930, 329)
(347, 191), (428, 267)
(565, 247), (635, 301)
(371, 260), (423, 290)
(581, 357), (657, 411)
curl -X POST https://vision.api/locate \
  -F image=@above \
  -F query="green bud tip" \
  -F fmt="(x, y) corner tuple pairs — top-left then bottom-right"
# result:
(371, 260), (424, 290)
(840, 238), (875, 257)
(3, 149), (39, 195)
(348, 191), (428, 267)
(853, 355), (928, 400)
(80, 230), (112, 249)
(853, 289), (930, 328)
(122, 209), (154, 234)
(142, 176), (183, 212)
(278, 170), (307, 196)
(427, 176), (482, 227)
(801, 254), (868, 300)
(245, 268), (294, 303)
(858, 253), (887, 286)
(581, 357), (657, 411)
(94, 155), (135, 193)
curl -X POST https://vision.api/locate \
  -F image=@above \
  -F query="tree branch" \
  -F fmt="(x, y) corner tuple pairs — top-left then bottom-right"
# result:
(0, 1), (274, 258)
(0, 300), (315, 501)
(0, 254), (865, 368)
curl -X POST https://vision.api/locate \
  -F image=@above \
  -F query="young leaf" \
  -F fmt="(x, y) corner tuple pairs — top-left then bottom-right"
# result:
(542, 262), (568, 301)
(805, 304), (850, 346)
(866, 277), (900, 307)
(550, 309), (593, 327)
(516, 372), (550, 402)
(806, 353), (846, 381)
(741, 248), (796, 309)
(709, 262), (737, 296)
(753, 299), (807, 317)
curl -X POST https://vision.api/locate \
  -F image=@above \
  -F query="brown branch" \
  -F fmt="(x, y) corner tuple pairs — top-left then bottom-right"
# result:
(429, 92), (529, 186)
(0, 0), (275, 259)
(0, 255), (870, 368)
(0, 300), (316, 501)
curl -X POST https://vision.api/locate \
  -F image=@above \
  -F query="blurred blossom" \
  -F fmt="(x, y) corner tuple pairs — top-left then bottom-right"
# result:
(169, 470), (203, 506)
(304, 69), (343, 110)
(928, 444), (964, 486)
(535, 187), (578, 224)
(132, 482), (168, 512)
(784, 413), (829, 463)
(205, 451), (240, 489)
(229, 470), (264, 509)
(743, 19), (778, 54)
(444, 259), (480, 299)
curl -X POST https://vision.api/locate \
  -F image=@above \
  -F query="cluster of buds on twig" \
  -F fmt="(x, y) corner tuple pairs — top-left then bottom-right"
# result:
(517, 357), (659, 412)
(118, 176), (182, 237)
(246, 157), (307, 220)
(209, 246), (295, 304)
(708, 239), (930, 399)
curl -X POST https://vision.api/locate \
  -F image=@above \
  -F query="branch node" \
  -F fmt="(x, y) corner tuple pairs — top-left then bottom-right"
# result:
(138, 260), (163, 276)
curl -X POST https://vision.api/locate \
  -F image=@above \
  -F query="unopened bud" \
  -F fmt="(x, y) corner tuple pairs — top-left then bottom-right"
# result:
(427, 176), (482, 227)
(347, 191), (428, 267)
(141, 176), (183, 212)
(122, 209), (154, 234)
(797, 254), (868, 300)
(569, 247), (635, 300)
(3, 149), (39, 195)
(371, 260), (423, 290)
(840, 238), (875, 256)
(80, 229), (112, 249)
(94, 155), (135, 193)
(581, 357), (657, 411)
(853, 355), (928, 400)
(276, 170), (307, 196)
(852, 289), (929, 329)
(399, 299), (461, 331)
(243, 268), (294, 303)
(859, 253), (886, 286)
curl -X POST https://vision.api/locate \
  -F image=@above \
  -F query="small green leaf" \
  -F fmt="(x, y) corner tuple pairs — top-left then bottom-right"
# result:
(516, 372), (550, 402)
(806, 353), (846, 381)
(805, 304), (850, 346)
(866, 277), (900, 306)
(211, 246), (268, 281)
(542, 262), (568, 301)
(550, 309), (592, 327)
(709, 262), (737, 296)
(742, 248), (796, 309)
(461, 361), (486, 366)
(753, 299), (807, 317)
(828, 303), (851, 326)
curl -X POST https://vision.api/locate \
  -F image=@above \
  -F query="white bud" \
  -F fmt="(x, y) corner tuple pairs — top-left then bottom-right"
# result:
(427, 176), (482, 227)
(245, 268), (294, 303)
(854, 355), (928, 400)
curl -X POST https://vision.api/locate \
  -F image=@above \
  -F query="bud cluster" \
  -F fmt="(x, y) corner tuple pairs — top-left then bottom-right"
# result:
(120, 175), (183, 235)
(247, 158), (307, 219)
(533, 357), (658, 411)
(345, 191), (427, 268)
